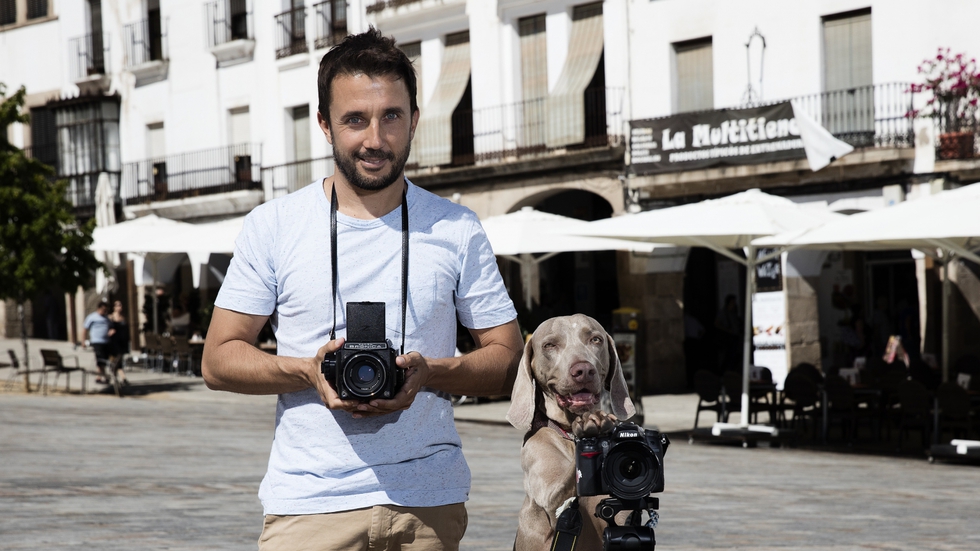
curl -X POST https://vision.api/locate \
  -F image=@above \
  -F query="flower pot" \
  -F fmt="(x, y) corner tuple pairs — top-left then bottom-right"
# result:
(938, 131), (976, 160)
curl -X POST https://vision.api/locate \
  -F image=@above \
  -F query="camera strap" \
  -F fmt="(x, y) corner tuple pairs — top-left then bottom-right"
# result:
(329, 181), (409, 355)
(551, 497), (583, 551)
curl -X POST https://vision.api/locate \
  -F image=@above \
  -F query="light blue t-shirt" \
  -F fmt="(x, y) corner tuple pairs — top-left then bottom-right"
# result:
(83, 312), (110, 344)
(215, 179), (517, 515)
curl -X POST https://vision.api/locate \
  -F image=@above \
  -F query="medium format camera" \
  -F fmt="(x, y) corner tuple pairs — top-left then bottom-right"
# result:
(576, 422), (669, 500)
(321, 302), (404, 401)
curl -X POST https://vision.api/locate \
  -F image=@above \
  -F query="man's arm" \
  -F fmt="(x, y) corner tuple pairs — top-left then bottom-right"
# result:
(425, 319), (523, 396)
(202, 307), (359, 411)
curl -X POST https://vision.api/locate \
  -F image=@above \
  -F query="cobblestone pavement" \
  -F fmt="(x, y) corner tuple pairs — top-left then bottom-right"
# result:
(2, 377), (980, 550)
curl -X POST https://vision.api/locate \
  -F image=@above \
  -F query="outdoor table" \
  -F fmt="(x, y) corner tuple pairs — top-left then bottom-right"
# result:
(821, 384), (883, 444)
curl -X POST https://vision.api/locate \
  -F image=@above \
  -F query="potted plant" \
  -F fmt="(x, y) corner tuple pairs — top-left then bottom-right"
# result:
(909, 48), (980, 160)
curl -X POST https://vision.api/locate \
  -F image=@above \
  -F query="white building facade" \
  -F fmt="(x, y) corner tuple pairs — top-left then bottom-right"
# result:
(3, 0), (980, 392)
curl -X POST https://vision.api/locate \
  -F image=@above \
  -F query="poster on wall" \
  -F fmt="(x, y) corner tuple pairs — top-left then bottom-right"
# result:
(752, 290), (788, 389)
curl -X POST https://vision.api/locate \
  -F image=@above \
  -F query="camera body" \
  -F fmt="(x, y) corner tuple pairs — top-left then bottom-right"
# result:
(575, 422), (668, 501)
(321, 302), (404, 401)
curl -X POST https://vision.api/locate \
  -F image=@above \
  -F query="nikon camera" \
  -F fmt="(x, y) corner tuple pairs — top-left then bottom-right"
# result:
(576, 422), (669, 500)
(321, 302), (404, 401)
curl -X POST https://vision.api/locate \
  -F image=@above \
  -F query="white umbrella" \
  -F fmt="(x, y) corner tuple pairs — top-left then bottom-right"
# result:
(754, 182), (980, 381)
(481, 207), (662, 310)
(93, 173), (119, 298)
(577, 188), (844, 433)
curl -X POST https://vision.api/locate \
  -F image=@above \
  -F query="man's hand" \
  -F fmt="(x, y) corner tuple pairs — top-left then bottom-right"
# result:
(344, 351), (430, 418)
(311, 337), (366, 414)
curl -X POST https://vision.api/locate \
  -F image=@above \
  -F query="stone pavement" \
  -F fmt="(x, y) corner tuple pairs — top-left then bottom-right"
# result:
(3, 339), (980, 550)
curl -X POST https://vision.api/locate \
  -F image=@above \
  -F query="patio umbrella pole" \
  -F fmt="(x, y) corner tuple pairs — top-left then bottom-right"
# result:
(740, 246), (756, 428)
(942, 249), (951, 384)
(152, 259), (159, 336)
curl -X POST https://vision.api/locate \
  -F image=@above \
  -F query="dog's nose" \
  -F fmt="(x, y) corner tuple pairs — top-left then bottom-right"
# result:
(569, 362), (596, 383)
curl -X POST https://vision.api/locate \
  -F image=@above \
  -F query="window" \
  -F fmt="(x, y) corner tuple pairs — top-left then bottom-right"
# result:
(229, 107), (250, 145)
(823, 9), (872, 92)
(545, 3), (604, 148)
(314, 0), (346, 48)
(0, 0), (17, 25)
(399, 41), (422, 107)
(673, 37), (713, 113)
(519, 14), (547, 101)
(822, 9), (873, 144)
(147, 122), (166, 197)
(289, 105), (311, 162)
(413, 31), (471, 167)
(27, 0), (48, 20)
(230, 0), (248, 40)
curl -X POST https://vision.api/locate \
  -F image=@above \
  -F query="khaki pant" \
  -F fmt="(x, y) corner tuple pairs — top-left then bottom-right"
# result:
(258, 503), (468, 551)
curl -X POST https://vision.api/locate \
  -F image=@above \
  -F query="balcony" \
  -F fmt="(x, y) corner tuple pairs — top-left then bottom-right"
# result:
(275, 6), (307, 59)
(124, 17), (169, 85)
(206, 0), (254, 66)
(25, 144), (121, 221)
(121, 144), (263, 208)
(409, 86), (625, 172)
(68, 33), (111, 93)
(366, 0), (422, 15)
(313, 0), (347, 49)
(263, 157), (337, 198)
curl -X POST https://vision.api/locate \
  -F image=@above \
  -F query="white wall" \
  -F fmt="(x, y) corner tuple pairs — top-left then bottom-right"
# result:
(627, 0), (980, 121)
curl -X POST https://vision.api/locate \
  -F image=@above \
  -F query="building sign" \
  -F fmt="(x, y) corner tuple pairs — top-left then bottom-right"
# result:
(629, 101), (806, 175)
(755, 248), (783, 292)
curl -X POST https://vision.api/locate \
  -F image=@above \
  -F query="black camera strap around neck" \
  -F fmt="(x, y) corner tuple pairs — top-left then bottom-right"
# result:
(329, 181), (409, 355)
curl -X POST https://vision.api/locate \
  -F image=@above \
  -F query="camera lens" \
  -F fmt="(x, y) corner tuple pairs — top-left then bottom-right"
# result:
(603, 441), (659, 500)
(356, 364), (376, 383)
(342, 353), (387, 398)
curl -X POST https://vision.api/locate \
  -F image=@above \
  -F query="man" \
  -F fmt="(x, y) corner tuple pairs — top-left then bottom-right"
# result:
(202, 28), (522, 551)
(81, 301), (112, 384)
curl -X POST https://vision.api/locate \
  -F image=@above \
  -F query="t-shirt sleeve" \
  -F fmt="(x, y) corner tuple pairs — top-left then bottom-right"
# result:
(214, 208), (278, 316)
(454, 215), (517, 330)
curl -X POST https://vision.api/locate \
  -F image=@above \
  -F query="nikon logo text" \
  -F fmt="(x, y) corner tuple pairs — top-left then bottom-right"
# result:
(619, 432), (639, 438)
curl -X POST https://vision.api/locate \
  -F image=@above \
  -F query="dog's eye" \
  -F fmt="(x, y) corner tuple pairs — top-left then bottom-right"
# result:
(543, 342), (557, 351)
(590, 336), (603, 345)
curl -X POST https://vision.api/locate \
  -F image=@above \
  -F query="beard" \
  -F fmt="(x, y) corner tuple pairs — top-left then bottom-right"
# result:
(333, 141), (412, 192)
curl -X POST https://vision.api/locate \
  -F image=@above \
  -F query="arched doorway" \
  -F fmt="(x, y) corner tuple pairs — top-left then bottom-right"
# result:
(506, 190), (620, 332)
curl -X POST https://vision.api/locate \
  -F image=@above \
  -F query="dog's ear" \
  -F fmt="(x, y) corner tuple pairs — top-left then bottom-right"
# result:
(604, 332), (636, 420)
(506, 336), (537, 432)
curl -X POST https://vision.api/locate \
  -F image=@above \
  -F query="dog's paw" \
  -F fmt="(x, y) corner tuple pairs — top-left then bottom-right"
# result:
(572, 410), (617, 438)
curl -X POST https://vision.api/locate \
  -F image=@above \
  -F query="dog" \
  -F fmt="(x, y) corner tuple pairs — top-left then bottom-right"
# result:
(507, 314), (635, 550)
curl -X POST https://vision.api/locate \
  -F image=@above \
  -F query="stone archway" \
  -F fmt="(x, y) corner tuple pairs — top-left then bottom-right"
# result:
(455, 175), (625, 219)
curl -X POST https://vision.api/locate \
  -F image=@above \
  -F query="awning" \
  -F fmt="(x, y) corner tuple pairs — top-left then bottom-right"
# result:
(546, 6), (604, 148)
(414, 34), (471, 167)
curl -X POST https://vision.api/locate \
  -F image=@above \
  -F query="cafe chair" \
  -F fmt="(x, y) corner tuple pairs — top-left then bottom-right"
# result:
(172, 336), (194, 376)
(896, 379), (933, 450)
(158, 335), (176, 374)
(792, 362), (824, 384)
(144, 333), (161, 372)
(824, 374), (877, 442)
(39, 349), (87, 395)
(781, 370), (821, 436)
(935, 382), (975, 441)
(722, 370), (772, 424)
(3, 349), (23, 391)
(693, 369), (729, 428)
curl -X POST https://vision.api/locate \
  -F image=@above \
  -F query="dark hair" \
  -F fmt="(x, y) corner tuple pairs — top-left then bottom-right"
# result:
(316, 27), (418, 123)
(97, 301), (109, 309)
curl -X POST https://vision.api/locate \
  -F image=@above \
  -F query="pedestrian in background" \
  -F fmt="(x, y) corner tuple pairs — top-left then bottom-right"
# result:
(80, 301), (111, 384)
(108, 300), (131, 386)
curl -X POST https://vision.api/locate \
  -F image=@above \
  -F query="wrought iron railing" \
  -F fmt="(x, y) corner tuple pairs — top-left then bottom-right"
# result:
(121, 143), (262, 205)
(313, 0), (346, 49)
(365, 0), (421, 14)
(264, 156), (336, 198)
(205, 0), (252, 48)
(409, 87), (625, 170)
(275, 6), (307, 59)
(782, 83), (915, 149)
(125, 17), (168, 67)
(68, 33), (110, 81)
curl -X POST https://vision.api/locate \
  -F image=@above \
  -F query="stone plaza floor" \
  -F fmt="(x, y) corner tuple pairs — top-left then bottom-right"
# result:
(1, 346), (980, 550)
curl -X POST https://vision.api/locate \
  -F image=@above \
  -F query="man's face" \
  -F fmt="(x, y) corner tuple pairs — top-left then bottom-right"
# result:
(319, 72), (419, 192)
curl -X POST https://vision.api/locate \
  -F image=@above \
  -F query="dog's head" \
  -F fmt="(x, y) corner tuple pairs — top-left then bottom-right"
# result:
(506, 314), (635, 432)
